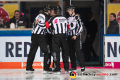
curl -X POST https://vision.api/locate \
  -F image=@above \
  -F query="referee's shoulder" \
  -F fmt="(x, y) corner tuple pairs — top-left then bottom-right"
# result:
(37, 13), (46, 17)
(75, 15), (80, 19)
(67, 16), (71, 20)
(59, 16), (67, 19)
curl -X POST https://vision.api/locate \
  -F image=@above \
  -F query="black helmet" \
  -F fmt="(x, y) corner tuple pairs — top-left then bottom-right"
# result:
(54, 6), (61, 14)
(50, 5), (55, 11)
(44, 5), (52, 12)
(66, 5), (75, 12)
(47, 5), (52, 10)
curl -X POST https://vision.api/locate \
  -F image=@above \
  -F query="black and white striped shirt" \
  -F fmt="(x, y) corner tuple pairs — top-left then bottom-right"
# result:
(46, 15), (52, 34)
(67, 15), (83, 36)
(32, 13), (49, 35)
(47, 15), (67, 35)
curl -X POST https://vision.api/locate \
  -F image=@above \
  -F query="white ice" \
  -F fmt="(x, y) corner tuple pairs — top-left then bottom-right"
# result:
(0, 69), (120, 80)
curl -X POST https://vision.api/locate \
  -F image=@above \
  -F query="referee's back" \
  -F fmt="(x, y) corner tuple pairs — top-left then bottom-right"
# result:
(49, 15), (69, 72)
(49, 15), (67, 35)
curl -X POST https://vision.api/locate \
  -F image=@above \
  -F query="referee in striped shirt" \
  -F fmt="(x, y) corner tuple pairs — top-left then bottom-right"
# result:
(67, 5), (85, 72)
(45, 5), (54, 71)
(45, 6), (69, 74)
(26, 6), (51, 74)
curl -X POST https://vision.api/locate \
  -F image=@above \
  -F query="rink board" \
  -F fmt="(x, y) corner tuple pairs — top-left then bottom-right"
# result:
(0, 35), (120, 69)
(105, 34), (120, 68)
(0, 36), (65, 69)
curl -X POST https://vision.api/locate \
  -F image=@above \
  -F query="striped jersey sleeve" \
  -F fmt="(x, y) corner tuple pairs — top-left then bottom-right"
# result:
(32, 13), (48, 35)
(75, 15), (83, 36)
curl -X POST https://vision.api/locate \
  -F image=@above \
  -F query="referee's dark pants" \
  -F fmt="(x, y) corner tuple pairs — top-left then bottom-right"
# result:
(26, 34), (49, 70)
(52, 34), (69, 71)
(68, 36), (85, 69)
(46, 33), (53, 67)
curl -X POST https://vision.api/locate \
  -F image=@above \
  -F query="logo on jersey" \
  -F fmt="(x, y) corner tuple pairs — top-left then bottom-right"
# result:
(59, 19), (66, 22)
(69, 71), (76, 78)
(116, 10), (120, 24)
(54, 19), (58, 23)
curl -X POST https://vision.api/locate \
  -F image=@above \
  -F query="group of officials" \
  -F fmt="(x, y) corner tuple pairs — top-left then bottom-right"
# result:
(26, 5), (85, 74)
